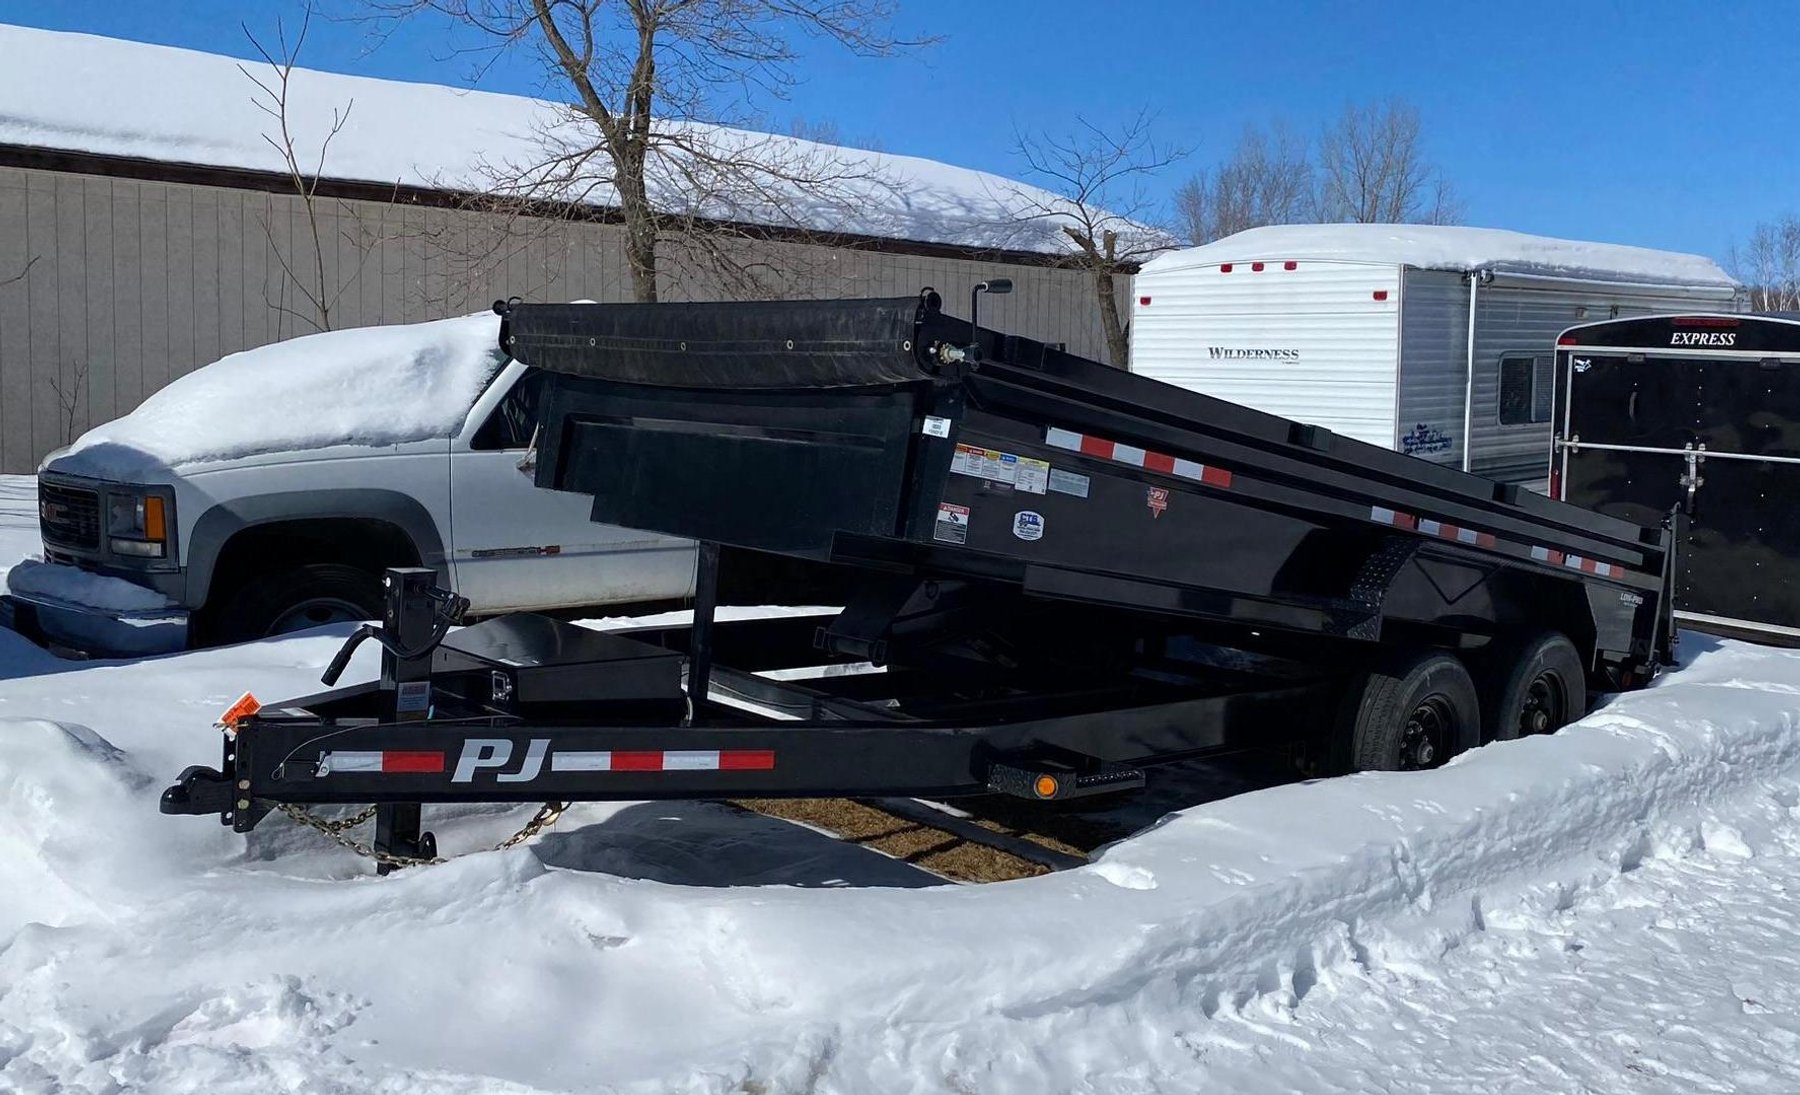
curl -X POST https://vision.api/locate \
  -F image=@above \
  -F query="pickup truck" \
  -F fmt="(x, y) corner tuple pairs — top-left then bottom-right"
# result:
(8, 312), (698, 655)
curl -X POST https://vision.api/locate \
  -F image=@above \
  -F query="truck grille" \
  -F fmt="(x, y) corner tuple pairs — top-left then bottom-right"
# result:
(39, 482), (101, 550)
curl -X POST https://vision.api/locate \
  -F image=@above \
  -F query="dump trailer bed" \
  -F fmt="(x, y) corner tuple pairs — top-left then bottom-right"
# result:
(161, 291), (1675, 868)
(514, 291), (1671, 679)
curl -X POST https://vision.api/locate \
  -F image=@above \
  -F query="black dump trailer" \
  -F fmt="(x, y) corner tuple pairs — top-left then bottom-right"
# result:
(163, 290), (1676, 865)
(1553, 312), (1800, 642)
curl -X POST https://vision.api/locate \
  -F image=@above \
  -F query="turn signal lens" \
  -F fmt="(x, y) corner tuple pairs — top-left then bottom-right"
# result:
(1033, 775), (1059, 799)
(144, 496), (167, 542)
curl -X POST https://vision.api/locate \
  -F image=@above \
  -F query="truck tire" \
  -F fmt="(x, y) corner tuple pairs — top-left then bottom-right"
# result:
(1342, 650), (1481, 773)
(1484, 632), (1586, 742)
(209, 564), (384, 645)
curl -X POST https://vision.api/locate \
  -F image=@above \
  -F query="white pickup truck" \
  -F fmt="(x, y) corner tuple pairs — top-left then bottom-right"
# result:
(9, 311), (697, 655)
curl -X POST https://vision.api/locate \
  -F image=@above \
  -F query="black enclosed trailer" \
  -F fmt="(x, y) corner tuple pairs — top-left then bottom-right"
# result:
(1552, 312), (1800, 642)
(163, 291), (1677, 864)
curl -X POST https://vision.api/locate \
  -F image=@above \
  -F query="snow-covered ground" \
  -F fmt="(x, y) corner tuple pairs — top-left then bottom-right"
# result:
(2, 474), (1799, 1093)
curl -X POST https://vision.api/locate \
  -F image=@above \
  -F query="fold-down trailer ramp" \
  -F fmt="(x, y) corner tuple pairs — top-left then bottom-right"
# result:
(163, 290), (1676, 868)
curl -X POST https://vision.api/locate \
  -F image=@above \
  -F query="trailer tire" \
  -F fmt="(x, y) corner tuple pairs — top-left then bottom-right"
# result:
(1343, 650), (1480, 773)
(1484, 632), (1586, 742)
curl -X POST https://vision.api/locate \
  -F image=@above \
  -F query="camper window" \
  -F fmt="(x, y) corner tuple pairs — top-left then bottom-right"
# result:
(1498, 354), (1554, 425)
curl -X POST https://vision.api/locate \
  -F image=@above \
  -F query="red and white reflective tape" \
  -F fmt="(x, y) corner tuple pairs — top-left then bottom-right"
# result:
(316, 747), (776, 777)
(318, 750), (445, 775)
(1371, 505), (1495, 548)
(549, 749), (776, 773)
(1530, 545), (1566, 566)
(1418, 518), (1496, 549)
(1045, 427), (1233, 488)
(1370, 505), (1417, 530)
(1564, 554), (1621, 579)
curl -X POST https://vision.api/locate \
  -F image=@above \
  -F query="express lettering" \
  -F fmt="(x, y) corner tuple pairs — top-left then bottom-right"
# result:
(1670, 331), (1736, 346)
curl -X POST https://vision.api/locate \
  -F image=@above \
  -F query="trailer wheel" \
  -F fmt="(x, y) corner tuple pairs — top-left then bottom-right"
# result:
(1485, 632), (1586, 742)
(1344, 651), (1480, 773)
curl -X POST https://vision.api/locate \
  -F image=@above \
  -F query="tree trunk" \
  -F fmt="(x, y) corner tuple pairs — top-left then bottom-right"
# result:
(617, 167), (659, 303)
(1093, 265), (1128, 367)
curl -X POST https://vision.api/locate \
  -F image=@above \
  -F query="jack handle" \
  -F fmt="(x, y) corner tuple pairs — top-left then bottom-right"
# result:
(320, 588), (470, 686)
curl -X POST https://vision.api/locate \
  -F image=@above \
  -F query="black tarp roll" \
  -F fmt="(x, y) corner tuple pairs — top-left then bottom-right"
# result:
(499, 296), (936, 388)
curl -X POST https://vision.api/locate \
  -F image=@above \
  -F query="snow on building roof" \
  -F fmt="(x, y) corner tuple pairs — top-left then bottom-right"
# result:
(0, 23), (1126, 258)
(1142, 224), (1739, 288)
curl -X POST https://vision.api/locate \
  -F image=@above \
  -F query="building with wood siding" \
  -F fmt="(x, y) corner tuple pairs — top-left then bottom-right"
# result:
(0, 25), (1128, 474)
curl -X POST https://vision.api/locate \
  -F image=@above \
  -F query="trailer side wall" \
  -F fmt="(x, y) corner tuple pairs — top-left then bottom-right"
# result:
(1130, 260), (1401, 448)
(1397, 271), (1744, 485)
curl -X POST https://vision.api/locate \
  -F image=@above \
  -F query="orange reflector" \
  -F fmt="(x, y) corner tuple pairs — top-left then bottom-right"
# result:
(144, 496), (167, 541)
(1033, 774), (1059, 799)
(217, 692), (261, 729)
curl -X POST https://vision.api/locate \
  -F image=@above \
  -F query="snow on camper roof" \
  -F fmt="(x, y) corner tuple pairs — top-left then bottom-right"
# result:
(0, 23), (1130, 257)
(1142, 225), (1739, 289)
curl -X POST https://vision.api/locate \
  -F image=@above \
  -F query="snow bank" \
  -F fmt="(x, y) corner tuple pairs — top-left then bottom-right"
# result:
(3, 630), (1800, 1090)
(0, 24), (1133, 257)
(47, 312), (503, 477)
(6, 559), (177, 613)
(1144, 223), (1740, 287)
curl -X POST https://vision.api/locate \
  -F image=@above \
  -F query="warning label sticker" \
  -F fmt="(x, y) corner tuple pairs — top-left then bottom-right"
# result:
(1014, 458), (1050, 495)
(951, 443), (1023, 486)
(934, 502), (970, 545)
(1047, 468), (1089, 498)
(949, 444), (1053, 495)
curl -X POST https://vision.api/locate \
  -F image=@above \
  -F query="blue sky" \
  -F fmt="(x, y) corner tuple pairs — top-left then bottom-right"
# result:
(6, 0), (1792, 264)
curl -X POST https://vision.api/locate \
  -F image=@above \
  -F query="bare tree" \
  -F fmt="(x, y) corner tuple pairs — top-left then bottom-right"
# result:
(370, 0), (929, 303)
(1009, 113), (1186, 367)
(0, 255), (38, 289)
(1314, 100), (1462, 225)
(1174, 124), (1313, 245)
(1730, 215), (1800, 310)
(47, 358), (88, 445)
(241, 6), (402, 332)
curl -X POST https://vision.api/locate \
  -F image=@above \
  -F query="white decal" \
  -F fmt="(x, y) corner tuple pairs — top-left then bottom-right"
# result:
(495, 739), (549, 783)
(454, 738), (553, 782)
(1013, 510), (1045, 541)
(453, 739), (512, 783)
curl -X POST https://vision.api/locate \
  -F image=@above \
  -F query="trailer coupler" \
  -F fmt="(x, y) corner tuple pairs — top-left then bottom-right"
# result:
(161, 759), (284, 833)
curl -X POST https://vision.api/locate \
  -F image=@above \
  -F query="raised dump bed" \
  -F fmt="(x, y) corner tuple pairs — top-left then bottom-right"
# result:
(513, 290), (1672, 681)
(161, 291), (1676, 869)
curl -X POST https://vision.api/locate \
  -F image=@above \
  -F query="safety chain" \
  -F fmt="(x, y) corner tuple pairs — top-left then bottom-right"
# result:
(278, 801), (568, 871)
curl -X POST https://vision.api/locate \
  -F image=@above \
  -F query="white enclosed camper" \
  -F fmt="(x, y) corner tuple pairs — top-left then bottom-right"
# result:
(1130, 225), (1742, 484)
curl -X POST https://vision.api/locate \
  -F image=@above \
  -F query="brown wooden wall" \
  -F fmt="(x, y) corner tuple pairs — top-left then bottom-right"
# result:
(0, 161), (1116, 475)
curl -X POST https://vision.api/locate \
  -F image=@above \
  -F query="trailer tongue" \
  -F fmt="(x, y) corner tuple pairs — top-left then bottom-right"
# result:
(162, 290), (1676, 869)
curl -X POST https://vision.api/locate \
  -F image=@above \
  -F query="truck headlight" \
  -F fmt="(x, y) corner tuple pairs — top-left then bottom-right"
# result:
(107, 490), (172, 559)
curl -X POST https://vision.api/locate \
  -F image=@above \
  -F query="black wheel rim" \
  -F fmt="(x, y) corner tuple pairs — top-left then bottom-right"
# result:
(1517, 671), (1566, 737)
(266, 597), (369, 636)
(1399, 695), (1455, 771)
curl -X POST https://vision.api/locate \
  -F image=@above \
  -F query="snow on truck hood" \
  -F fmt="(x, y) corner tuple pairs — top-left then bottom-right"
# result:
(49, 313), (506, 480)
